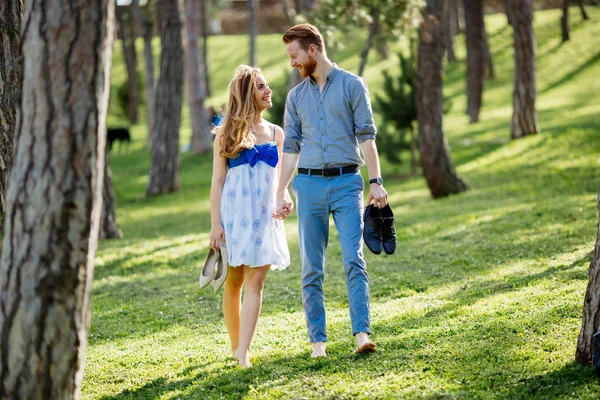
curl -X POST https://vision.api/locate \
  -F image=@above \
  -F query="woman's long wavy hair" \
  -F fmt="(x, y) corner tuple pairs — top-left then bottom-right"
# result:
(214, 65), (262, 158)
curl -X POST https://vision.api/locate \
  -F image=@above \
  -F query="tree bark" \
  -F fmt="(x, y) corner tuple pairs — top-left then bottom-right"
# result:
(505, 0), (513, 26)
(579, 0), (590, 20)
(464, 0), (485, 123)
(483, 19), (495, 79)
(99, 149), (122, 240)
(0, 1), (114, 398)
(417, 0), (469, 199)
(444, 0), (457, 62)
(116, 4), (139, 123)
(509, 0), (539, 139)
(131, 0), (156, 150)
(576, 190), (600, 365)
(200, 0), (211, 97)
(289, 68), (304, 89)
(0, 0), (23, 229)
(562, 0), (570, 42)
(358, 10), (379, 77)
(146, 0), (184, 197)
(184, 0), (211, 155)
(249, 0), (257, 66)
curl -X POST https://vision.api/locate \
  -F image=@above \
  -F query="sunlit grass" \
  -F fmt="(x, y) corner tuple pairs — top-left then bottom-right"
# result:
(82, 7), (600, 400)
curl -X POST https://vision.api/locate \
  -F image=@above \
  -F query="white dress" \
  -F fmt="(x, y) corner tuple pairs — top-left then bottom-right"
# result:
(220, 139), (290, 270)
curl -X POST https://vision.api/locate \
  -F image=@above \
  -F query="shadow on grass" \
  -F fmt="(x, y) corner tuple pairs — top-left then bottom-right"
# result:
(540, 50), (600, 94)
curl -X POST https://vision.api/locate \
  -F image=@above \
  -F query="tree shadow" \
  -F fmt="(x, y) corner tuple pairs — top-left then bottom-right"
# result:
(540, 50), (600, 94)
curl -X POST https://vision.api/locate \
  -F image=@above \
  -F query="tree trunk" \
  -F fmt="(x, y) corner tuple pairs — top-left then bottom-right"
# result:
(99, 149), (123, 240)
(146, 0), (184, 197)
(417, 0), (469, 199)
(200, 0), (211, 97)
(576, 190), (600, 365)
(464, 0), (485, 123)
(444, 0), (457, 62)
(358, 10), (379, 77)
(184, 0), (211, 155)
(409, 125), (418, 176)
(0, 1), (114, 398)
(131, 0), (156, 150)
(579, 0), (590, 20)
(505, 0), (513, 26)
(0, 0), (23, 229)
(116, 5), (139, 123)
(509, 0), (539, 139)
(249, 0), (257, 66)
(483, 27), (495, 79)
(562, 0), (570, 42)
(289, 68), (304, 89)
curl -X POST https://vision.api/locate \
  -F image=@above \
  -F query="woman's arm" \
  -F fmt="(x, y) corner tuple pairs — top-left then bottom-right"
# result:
(209, 134), (228, 249)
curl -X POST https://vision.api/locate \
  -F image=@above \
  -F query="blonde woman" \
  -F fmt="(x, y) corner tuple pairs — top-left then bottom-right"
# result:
(208, 65), (291, 367)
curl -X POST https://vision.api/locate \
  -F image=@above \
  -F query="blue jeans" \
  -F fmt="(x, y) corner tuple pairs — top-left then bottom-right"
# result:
(292, 171), (371, 343)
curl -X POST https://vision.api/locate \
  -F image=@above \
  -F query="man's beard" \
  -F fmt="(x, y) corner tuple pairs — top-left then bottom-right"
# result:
(299, 56), (317, 78)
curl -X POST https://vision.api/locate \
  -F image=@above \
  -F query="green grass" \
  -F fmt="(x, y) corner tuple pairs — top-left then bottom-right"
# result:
(84, 7), (600, 399)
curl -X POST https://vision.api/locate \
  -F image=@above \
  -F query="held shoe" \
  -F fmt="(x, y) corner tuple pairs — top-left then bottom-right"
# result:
(213, 241), (229, 293)
(363, 204), (383, 255)
(380, 204), (397, 255)
(199, 247), (219, 288)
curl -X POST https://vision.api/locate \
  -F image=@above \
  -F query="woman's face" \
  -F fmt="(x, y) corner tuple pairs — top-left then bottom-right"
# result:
(254, 74), (272, 111)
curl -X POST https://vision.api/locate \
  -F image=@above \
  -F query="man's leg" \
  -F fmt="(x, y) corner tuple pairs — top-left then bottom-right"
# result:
(331, 173), (375, 352)
(294, 174), (330, 354)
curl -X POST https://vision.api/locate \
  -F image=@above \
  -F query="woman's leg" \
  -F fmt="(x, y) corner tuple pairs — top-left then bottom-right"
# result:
(222, 265), (245, 354)
(235, 265), (270, 367)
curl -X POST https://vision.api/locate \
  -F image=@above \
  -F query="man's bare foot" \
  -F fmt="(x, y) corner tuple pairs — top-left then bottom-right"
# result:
(311, 341), (327, 358)
(355, 332), (376, 354)
(234, 349), (252, 368)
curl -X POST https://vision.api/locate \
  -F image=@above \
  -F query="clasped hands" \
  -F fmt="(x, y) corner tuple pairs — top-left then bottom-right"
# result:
(273, 191), (293, 220)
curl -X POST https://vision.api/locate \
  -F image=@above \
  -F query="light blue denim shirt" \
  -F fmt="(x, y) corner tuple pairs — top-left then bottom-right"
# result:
(282, 65), (376, 168)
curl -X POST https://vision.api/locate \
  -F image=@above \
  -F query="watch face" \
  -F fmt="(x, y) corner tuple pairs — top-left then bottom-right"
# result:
(370, 178), (383, 185)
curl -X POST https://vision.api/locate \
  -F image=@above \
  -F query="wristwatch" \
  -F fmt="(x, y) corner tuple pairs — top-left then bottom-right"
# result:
(369, 177), (383, 185)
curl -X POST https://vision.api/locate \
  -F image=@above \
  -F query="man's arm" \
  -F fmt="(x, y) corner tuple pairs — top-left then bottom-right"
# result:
(350, 77), (388, 208)
(360, 139), (388, 208)
(274, 89), (302, 218)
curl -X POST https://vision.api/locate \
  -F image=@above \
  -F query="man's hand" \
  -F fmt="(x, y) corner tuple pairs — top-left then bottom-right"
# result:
(273, 190), (294, 220)
(366, 183), (388, 208)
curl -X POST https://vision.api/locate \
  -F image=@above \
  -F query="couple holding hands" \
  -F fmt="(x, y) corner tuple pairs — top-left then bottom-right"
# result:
(205, 24), (389, 368)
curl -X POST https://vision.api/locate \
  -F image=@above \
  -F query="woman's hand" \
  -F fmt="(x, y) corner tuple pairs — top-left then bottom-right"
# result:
(209, 225), (225, 249)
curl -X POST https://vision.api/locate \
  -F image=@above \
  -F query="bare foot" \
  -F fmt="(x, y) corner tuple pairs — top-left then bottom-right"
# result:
(355, 332), (376, 354)
(311, 342), (327, 358)
(234, 349), (252, 368)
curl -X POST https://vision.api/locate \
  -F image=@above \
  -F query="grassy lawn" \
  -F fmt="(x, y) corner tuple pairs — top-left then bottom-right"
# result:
(83, 7), (600, 399)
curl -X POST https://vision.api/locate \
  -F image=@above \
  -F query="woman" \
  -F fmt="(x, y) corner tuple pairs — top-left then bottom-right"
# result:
(208, 65), (291, 368)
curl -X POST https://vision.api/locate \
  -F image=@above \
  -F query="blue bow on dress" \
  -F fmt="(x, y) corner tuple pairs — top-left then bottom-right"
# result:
(228, 142), (279, 169)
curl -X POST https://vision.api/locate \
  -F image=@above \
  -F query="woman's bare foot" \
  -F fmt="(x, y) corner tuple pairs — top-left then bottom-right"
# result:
(234, 349), (252, 368)
(311, 342), (327, 358)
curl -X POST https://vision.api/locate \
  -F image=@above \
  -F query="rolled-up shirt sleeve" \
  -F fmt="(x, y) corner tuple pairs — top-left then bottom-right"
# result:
(283, 90), (302, 154)
(350, 77), (376, 143)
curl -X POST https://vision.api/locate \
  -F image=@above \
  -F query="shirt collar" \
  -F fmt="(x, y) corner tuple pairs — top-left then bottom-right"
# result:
(309, 63), (339, 85)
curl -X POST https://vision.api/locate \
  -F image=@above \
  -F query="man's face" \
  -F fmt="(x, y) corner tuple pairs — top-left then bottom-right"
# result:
(286, 40), (317, 78)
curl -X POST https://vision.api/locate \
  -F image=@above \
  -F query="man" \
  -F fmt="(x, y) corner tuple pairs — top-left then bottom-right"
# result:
(274, 24), (388, 357)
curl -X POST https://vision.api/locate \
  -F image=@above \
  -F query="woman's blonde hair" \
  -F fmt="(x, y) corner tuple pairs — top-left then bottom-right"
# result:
(214, 65), (262, 158)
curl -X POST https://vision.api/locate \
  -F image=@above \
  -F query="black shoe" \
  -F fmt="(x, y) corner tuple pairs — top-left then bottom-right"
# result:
(380, 204), (397, 255)
(363, 204), (383, 255)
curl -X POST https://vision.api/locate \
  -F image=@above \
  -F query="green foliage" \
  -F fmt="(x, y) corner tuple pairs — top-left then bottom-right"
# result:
(310, 0), (424, 51)
(374, 50), (417, 164)
(85, 8), (600, 399)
